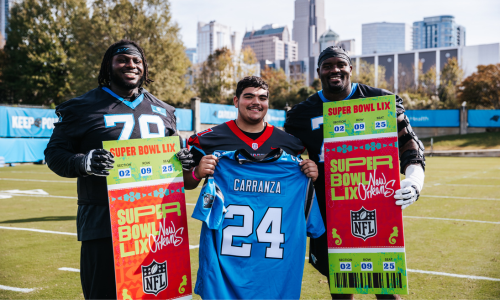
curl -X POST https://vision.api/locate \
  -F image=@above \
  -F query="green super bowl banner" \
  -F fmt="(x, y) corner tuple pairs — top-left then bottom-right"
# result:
(323, 95), (408, 295)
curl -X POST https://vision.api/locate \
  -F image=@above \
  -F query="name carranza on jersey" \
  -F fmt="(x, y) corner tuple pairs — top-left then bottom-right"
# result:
(232, 178), (283, 194)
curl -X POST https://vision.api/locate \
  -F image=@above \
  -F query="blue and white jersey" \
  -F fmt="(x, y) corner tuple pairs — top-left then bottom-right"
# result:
(192, 149), (325, 300)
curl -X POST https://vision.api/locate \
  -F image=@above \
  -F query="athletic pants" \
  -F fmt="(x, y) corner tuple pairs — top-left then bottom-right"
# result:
(80, 237), (117, 299)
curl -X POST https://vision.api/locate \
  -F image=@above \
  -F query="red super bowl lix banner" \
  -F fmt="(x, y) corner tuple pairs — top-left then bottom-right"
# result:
(104, 137), (192, 300)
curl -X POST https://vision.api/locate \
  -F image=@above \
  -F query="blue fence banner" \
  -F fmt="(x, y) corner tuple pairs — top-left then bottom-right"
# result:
(405, 110), (459, 127)
(0, 107), (58, 137)
(200, 103), (238, 125)
(200, 103), (286, 127)
(174, 108), (193, 131)
(0, 138), (50, 163)
(468, 110), (500, 127)
(265, 109), (286, 127)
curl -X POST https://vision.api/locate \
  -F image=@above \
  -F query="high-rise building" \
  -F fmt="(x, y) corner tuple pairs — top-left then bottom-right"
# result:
(185, 48), (198, 64)
(0, 0), (9, 47)
(292, 0), (326, 59)
(362, 22), (411, 55)
(312, 29), (356, 56)
(413, 15), (466, 50)
(197, 21), (241, 63)
(242, 24), (298, 62)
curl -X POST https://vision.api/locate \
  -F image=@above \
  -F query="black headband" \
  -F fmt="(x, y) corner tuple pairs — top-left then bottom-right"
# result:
(111, 44), (143, 59)
(318, 46), (351, 68)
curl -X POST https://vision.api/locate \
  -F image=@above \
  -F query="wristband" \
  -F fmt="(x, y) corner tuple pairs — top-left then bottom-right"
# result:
(192, 167), (201, 181)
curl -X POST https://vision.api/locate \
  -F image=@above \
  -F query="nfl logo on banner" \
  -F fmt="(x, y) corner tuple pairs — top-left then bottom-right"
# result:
(350, 207), (377, 240)
(252, 143), (258, 150)
(142, 260), (168, 296)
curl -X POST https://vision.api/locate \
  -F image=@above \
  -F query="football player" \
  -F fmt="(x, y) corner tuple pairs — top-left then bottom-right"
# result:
(44, 40), (178, 299)
(178, 76), (319, 189)
(284, 46), (425, 300)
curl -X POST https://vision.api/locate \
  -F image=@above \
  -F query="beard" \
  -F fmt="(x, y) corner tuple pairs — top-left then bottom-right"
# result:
(110, 69), (143, 90)
(324, 75), (350, 94)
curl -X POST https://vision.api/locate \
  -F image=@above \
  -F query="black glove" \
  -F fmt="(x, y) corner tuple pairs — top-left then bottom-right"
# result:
(176, 148), (195, 171)
(79, 149), (115, 176)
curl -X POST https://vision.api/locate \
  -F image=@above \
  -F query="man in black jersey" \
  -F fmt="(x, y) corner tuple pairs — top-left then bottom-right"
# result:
(182, 76), (318, 189)
(285, 46), (425, 300)
(44, 40), (177, 299)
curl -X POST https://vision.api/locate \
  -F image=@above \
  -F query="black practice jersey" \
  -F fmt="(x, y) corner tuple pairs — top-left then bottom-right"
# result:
(284, 83), (425, 276)
(187, 120), (305, 164)
(45, 86), (177, 241)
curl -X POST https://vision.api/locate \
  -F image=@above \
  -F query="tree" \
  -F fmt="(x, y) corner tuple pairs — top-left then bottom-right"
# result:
(350, 61), (388, 90)
(417, 63), (436, 96)
(458, 63), (500, 109)
(261, 66), (311, 109)
(241, 46), (257, 65)
(1, 0), (191, 106)
(74, 0), (191, 106)
(438, 58), (463, 108)
(397, 63), (415, 93)
(311, 78), (321, 91)
(193, 47), (259, 104)
(195, 47), (235, 103)
(1, 0), (89, 104)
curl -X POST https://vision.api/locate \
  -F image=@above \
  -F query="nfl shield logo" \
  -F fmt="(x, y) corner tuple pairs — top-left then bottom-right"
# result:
(350, 207), (377, 240)
(142, 260), (168, 295)
(252, 143), (258, 150)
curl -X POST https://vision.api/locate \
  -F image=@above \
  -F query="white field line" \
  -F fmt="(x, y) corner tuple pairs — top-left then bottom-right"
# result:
(0, 226), (77, 236)
(302, 258), (500, 281)
(422, 195), (500, 201)
(0, 178), (76, 183)
(404, 216), (500, 224)
(427, 167), (500, 185)
(6, 171), (55, 174)
(0, 193), (77, 199)
(58, 258), (500, 282)
(433, 183), (499, 187)
(0, 226), (201, 249)
(58, 267), (80, 272)
(0, 284), (36, 293)
(1, 192), (195, 203)
(407, 269), (500, 281)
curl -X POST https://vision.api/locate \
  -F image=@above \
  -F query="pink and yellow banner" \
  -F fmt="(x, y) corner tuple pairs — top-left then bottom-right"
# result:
(323, 95), (408, 294)
(104, 137), (192, 300)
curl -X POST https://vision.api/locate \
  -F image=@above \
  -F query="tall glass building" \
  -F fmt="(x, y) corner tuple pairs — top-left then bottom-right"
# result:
(185, 48), (198, 64)
(292, 0), (326, 59)
(413, 15), (466, 49)
(362, 22), (411, 55)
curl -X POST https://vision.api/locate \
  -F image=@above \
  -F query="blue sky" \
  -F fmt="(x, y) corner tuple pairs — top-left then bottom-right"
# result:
(170, 0), (500, 55)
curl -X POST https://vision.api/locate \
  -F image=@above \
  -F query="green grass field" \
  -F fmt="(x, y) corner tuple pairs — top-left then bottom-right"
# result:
(1, 157), (499, 299)
(421, 132), (500, 150)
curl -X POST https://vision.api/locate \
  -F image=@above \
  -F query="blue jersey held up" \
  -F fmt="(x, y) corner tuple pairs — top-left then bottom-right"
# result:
(192, 149), (325, 299)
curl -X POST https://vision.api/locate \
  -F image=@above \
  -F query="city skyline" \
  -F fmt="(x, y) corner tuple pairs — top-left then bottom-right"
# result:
(170, 0), (500, 55)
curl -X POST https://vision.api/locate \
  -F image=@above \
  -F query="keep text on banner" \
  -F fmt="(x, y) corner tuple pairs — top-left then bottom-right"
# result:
(0, 106), (58, 138)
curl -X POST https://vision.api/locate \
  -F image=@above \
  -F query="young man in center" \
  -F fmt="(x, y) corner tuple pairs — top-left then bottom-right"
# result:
(182, 76), (318, 188)
(182, 75), (325, 299)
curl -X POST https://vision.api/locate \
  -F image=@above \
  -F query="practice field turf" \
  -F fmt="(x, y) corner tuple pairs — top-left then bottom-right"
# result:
(0, 157), (499, 299)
